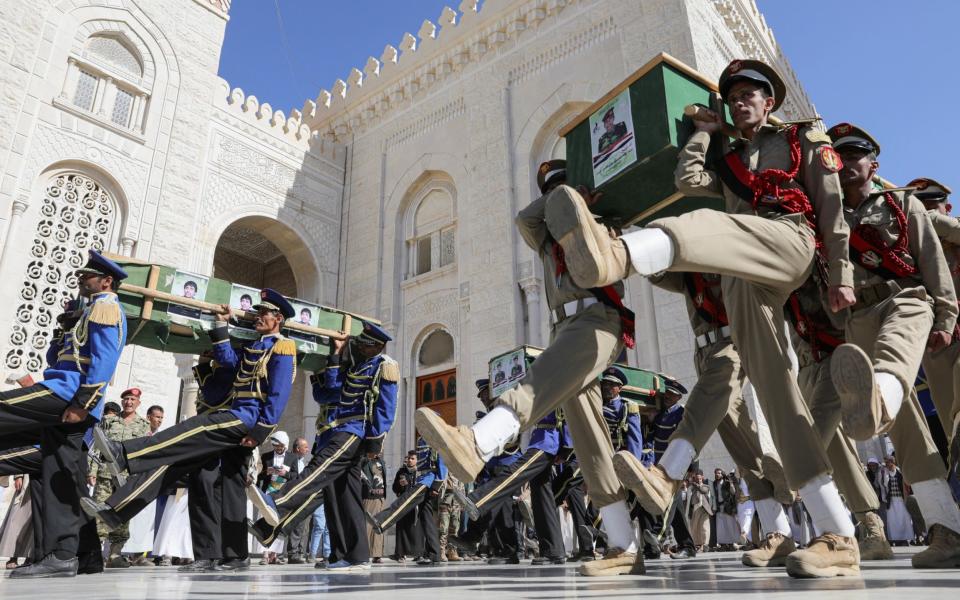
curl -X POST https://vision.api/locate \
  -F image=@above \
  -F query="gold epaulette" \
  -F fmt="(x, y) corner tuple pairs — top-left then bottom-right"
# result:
(87, 299), (122, 326)
(380, 357), (399, 382)
(272, 338), (297, 356)
(627, 402), (641, 415)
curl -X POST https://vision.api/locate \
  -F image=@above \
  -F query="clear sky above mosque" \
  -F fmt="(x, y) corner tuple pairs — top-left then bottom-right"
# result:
(219, 0), (957, 206)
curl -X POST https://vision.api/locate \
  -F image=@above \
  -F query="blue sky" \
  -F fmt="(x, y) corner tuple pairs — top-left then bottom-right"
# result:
(220, 1), (956, 201)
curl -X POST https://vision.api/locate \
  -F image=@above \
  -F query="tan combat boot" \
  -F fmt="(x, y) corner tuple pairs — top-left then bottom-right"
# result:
(106, 542), (130, 569)
(856, 511), (893, 560)
(741, 531), (796, 567)
(578, 547), (637, 576)
(912, 524), (960, 568)
(612, 452), (678, 516)
(414, 409), (485, 484)
(446, 547), (462, 562)
(831, 344), (893, 441)
(542, 185), (629, 289)
(785, 533), (860, 578)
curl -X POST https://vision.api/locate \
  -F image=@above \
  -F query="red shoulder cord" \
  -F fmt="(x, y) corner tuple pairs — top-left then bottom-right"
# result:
(852, 192), (916, 277)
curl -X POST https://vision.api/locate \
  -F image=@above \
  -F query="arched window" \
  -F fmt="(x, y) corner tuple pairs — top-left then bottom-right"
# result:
(59, 32), (152, 137)
(421, 382), (433, 404)
(418, 329), (455, 368)
(405, 181), (456, 279)
(5, 172), (120, 374)
(435, 380), (446, 400)
(447, 376), (457, 398)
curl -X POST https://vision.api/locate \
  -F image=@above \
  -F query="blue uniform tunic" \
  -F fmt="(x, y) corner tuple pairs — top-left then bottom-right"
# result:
(209, 324), (295, 443)
(39, 291), (126, 421)
(415, 436), (448, 489)
(652, 403), (685, 463)
(602, 396), (644, 459)
(311, 351), (398, 453)
(528, 410), (564, 455)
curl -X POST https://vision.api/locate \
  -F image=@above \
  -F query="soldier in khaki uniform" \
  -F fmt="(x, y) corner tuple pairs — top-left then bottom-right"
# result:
(786, 275), (892, 560)
(438, 475), (464, 561)
(90, 388), (150, 568)
(554, 59), (861, 577)
(615, 270), (801, 568)
(826, 124), (960, 568)
(910, 178), (960, 472)
(416, 160), (644, 576)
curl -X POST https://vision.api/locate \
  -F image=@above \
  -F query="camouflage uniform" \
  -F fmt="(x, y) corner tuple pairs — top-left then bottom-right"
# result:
(91, 413), (151, 544)
(438, 476), (463, 559)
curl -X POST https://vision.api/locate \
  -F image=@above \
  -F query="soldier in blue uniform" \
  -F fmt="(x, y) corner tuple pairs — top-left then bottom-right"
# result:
(0, 250), (127, 578)
(450, 380), (569, 565)
(651, 379), (687, 463)
(551, 435), (601, 562)
(248, 321), (398, 571)
(83, 288), (296, 572)
(368, 435), (447, 564)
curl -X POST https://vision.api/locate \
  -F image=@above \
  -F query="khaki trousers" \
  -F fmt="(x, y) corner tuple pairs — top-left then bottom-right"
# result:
(845, 292), (946, 484)
(672, 339), (784, 502)
(495, 303), (625, 507)
(797, 357), (880, 514)
(653, 210), (831, 487)
(921, 341), (960, 437)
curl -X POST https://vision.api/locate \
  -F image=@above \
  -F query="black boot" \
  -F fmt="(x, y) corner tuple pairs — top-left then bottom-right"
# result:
(178, 559), (216, 572)
(77, 550), (104, 575)
(207, 558), (250, 572)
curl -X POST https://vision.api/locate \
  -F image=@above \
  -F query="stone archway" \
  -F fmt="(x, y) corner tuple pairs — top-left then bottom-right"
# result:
(211, 215), (322, 444)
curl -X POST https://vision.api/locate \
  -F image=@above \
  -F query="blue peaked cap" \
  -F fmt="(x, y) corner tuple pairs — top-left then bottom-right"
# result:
(254, 288), (296, 320)
(75, 249), (128, 281)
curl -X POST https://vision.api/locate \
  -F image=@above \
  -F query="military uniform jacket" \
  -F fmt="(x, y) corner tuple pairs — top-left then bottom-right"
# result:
(926, 210), (960, 294)
(675, 126), (853, 288)
(192, 357), (236, 414)
(602, 396), (643, 458)
(516, 190), (626, 312)
(787, 275), (845, 367)
(651, 272), (727, 337)
(652, 404), (684, 461)
(415, 437), (447, 490)
(89, 413), (150, 479)
(40, 291), (127, 420)
(529, 409), (566, 456)
(843, 189), (957, 333)
(481, 444), (524, 483)
(209, 324), (295, 443)
(311, 351), (398, 454)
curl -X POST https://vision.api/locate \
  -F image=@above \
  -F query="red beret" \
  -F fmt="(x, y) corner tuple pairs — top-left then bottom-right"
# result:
(121, 388), (142, 399)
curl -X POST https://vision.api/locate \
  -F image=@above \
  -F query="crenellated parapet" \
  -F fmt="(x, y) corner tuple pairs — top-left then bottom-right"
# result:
(212, 77), (320, 151)
(302, 0), (593, 142)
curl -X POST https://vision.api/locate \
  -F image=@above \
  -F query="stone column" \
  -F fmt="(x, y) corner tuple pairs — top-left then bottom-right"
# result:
(174, 354), (198, 420)
(120, 236), (136, 257)
(518, 276), (542, 347)
(59, 57), (79, 100)
(0, 195), (30, 277)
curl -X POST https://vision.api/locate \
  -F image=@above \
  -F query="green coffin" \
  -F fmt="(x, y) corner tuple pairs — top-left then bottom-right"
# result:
(115, 259), (375, 372)
(487, 345), (662, 409)
(560, 53), (726, 228)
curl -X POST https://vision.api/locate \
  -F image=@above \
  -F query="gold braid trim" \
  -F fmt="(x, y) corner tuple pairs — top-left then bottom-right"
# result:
(88, 300), (121, 326)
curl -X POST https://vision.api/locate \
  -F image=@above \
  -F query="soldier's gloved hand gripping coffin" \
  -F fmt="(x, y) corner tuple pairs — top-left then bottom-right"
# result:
(559, 53), (728, 227)
(110, 256), (376, 371)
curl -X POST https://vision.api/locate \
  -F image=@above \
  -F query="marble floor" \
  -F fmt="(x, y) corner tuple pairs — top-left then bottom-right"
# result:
(1, 549), (956, 599)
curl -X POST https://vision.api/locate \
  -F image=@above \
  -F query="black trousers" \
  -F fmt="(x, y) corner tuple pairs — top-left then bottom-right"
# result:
(0, 385), (96, 558)
(184, 450), (249, 561)
(389, 488), (422, 558)
(374, 484), (441, 561)
(469, 448), (563, 559)
(554, 463), (596, 554)
(251, 432), (368, 563)
(108, 412), (249, 525)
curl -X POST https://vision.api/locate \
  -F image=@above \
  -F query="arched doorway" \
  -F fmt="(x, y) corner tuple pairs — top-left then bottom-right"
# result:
(212, 216), (321, 443)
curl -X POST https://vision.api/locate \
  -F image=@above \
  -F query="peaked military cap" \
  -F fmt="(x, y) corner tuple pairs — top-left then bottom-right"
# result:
(537, 159), (567, 194)
(253, 288), (295, 320)
(357, 320), (392, 345)
(908, 177), (952, 203)
(475, 378), (490, 392)
(827, 123), (880, 156)
(718, 59), (786, 112)
(662, 376), (688, 396)
(75, 249), (128, 281)
(601, 366), (628, 386)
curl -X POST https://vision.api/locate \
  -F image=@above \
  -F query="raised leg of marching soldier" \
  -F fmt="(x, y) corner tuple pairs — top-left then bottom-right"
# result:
(826, 126), (960, 569)
(415, 162), (642, 576)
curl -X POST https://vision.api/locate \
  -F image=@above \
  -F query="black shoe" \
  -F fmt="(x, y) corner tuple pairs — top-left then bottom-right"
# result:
(77, 551), (104, 575)
(669, 548), (695, 560)
(207, 558), (250, 572)
(178, 559), (216, 572)
(416, 557), (439, 565)
(8, 553), (78, 578)
(531, 555), (566, 565)
(447, 534), (481, 553)
(92, 427), (127, 486)
(79, 497), (123, 531)
(371, 557), (382, 564)
(643, 549), (661, 560)
(570, 551), (595, 562)
(313, 559), (328, 569)
(486, 556), (520, 565)
(287, 555), (305, 565)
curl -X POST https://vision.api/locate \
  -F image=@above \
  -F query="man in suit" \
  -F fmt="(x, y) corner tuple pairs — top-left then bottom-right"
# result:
(258, 432), (294, 494)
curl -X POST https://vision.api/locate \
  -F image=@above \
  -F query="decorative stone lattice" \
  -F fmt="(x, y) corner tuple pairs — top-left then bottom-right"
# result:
(5, 174), (116, 374)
